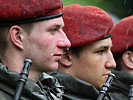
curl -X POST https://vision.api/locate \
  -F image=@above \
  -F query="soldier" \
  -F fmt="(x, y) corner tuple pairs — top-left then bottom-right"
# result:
(108, 15), (133, 100)
(49, 4), (116, 100)
(0, 0), (71, 100)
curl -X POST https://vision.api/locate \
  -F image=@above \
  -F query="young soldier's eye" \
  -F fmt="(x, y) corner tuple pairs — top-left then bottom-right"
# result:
(51, 28), (57, 32)
(97, 50), (104, 55)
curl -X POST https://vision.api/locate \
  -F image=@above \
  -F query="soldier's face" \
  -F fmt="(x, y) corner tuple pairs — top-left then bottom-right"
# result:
(23, 17), (71, 73)
(70, 38), (116, 89)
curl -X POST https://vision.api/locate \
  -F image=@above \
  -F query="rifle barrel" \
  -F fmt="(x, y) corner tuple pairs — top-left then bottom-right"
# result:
(129, 85), (133, 100)
(97, 73), (115, 100)
(13, 59), (32, 100)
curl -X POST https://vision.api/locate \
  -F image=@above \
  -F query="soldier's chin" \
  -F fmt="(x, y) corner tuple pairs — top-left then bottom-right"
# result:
(49, 62), (59, 71)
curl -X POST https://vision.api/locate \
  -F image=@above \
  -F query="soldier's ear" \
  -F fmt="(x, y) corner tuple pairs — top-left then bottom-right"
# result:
(9, 25), (24, 50)
(60, 50), (72, 67)
(122, 51), (133, 69)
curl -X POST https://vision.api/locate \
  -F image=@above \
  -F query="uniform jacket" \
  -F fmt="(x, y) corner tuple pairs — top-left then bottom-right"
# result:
(109, 69), (133, 100)
(0, 63), (63, 100)
(49, 71), (111, 100)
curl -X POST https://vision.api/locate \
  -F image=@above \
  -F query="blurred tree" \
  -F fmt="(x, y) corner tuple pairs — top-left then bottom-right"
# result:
(63, 0), (133, 19)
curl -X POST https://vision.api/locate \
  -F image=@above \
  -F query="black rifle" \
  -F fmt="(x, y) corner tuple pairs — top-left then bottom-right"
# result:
(129, 85), (133, 100)
(13, 59), (32, 100)
(97, 73), (115, 100)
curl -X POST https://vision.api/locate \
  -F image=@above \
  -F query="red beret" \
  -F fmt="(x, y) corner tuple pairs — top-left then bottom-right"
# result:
(0, 0), (63, 26)
(63, 4), (113, 47)
(111, 15), (133, 54)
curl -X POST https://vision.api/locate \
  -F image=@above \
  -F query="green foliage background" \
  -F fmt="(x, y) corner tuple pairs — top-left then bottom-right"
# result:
(63, 0), (133, 19)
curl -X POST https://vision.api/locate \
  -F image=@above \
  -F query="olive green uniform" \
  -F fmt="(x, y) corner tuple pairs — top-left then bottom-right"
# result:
(109, 69), (133, 100)
(0, 63), (63, 100)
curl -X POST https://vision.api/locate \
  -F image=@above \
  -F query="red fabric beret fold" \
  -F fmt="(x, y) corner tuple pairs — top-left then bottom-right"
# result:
(0, 0), (63, 26)
(111, 15), (133, 54)
(63, 4), (113, 47)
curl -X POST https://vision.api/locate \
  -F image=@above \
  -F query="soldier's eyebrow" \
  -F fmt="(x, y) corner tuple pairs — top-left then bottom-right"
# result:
(100, 44), (112, 49)
(47, 23), (64, 29)
(101, 45), (109, 49)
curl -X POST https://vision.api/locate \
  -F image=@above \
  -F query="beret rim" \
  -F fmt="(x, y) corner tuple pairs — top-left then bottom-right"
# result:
(100, 33), (111, 40)
(0, 12), (63, 26)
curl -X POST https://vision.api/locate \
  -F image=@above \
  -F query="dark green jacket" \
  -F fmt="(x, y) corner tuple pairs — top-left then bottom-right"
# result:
(109, 69), (133, 100)
(0, 63), (63, 100)
(49, 71), (111, 100)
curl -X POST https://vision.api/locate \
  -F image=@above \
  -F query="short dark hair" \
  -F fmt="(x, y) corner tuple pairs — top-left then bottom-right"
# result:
(0, 26), (10, 55)
(69, 46), (84, 57)
(0, 22), (34, 55)
(113, 46), (133, 70)
(113, 53), (123, 70)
